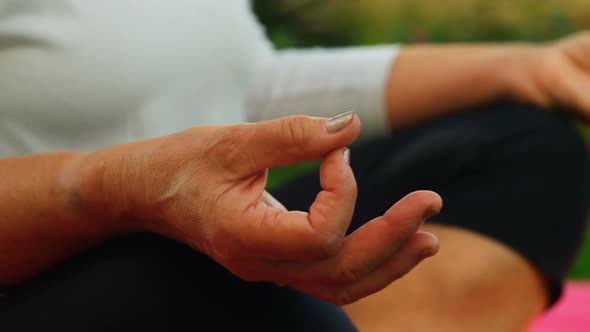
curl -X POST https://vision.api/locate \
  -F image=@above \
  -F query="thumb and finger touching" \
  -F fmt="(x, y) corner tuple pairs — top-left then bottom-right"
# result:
(238, 147), (356, 261)
(214, 112), (442, 303)
(232, 112), (360, 176)
(223, 112), (360, 260)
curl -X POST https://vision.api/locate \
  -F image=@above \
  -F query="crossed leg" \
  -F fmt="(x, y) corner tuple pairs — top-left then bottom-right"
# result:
(344, 224), (548, 332)
(277, 102), (590, 332)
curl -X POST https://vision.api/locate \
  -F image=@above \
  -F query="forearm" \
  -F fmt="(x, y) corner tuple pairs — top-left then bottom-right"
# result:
(386, 43), (534, 130)
(0, 152), (127, 285)
(0, 129), (225, 285)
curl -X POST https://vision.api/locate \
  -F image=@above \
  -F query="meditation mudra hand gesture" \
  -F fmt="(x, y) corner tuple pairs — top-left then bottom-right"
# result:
(2, 2), (590, 328)
(70, 112), (441, 305)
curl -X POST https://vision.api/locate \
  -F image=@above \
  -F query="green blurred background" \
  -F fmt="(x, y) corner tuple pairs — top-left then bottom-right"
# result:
(253, 0), (590, 279)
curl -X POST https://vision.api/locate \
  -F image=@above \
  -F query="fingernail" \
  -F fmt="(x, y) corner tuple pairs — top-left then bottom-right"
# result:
(420, 233), (440, 258)
(260, 192), (287, 210)
(421, 246), (438, 258)
(423, 208), (440, 220)
(326, 111), (354, 133)
(343, 148), (351, 165)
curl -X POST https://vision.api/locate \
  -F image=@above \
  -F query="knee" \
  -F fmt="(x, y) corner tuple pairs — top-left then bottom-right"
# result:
(420, 225), (549, 330)
(424, 224), (547, 299)
(439, 105), (590, 293)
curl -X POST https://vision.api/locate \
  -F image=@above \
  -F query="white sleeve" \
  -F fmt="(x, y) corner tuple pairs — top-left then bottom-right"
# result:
(245, 45), (400, 140)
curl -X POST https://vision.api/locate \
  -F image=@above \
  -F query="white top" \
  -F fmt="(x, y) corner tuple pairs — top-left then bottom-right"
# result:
(0, 0), (398, 157)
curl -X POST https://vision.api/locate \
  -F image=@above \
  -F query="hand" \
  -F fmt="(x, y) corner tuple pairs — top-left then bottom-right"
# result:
(76, 113), (442, 305)
(512, 31), (590, 120)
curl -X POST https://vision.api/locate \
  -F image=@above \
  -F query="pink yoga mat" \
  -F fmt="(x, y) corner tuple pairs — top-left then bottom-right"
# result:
(529, 282), (590, 332)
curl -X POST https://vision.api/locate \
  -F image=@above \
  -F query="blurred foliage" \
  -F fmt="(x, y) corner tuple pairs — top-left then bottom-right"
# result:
(254, 0), (590, 279)
(254, 0), (590, 47)
(571, 231), (590, 279)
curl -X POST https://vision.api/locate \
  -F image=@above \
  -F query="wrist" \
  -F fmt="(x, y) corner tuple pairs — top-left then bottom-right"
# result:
(386, 43), (544, 129)
(499, 43), (552, 107)
(63, 147), (142, 234)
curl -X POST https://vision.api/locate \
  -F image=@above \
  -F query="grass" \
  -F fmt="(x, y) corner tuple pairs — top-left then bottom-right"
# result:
(571, 228), (590, 279)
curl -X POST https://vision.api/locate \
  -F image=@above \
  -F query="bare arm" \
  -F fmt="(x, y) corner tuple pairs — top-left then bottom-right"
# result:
(386, 44), (520, 129)
(386, 33), (590, 129)
(0, 116), (440, 306)
(0, 152), (117, 285)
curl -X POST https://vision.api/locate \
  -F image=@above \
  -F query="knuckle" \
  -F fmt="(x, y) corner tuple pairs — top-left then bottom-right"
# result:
(215, 127), (242, 159)
(281, 115), (312, 147)
(214, 126), (256, 173)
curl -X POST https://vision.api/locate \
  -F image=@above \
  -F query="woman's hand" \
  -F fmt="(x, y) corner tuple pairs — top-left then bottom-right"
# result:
(74, 113), (442, 305)
(510, 31), (590, 120)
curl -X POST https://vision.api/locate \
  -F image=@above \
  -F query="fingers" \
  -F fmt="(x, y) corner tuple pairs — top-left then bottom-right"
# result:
(328, 190), (441, 280)
(223, 112), (361, 177)
(308, 147), (355, 238)
(257, 191), (442, 284)
(237, 148), (356, 260)
(294, 231), (439, 306)
(225, 190), (442, 305)
(333, 231), (439, 305)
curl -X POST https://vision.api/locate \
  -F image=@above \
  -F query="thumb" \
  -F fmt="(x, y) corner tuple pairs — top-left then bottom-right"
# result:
(228, 112), (361, 175)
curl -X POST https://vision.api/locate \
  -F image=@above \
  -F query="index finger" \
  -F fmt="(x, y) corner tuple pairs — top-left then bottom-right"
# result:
(237, 148), (357, 261)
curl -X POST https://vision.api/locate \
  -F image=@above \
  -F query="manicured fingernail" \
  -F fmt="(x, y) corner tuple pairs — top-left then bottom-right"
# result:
(343, 148), (351, 165)
(326, 111), (354, 133)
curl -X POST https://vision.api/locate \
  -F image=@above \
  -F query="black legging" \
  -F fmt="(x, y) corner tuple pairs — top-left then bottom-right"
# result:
(1, 103), (589, 331)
